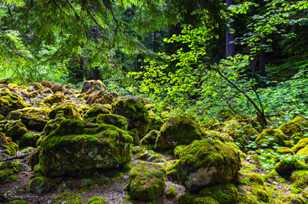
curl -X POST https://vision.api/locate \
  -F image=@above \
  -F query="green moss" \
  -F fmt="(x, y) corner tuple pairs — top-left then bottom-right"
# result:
(292, 138), (308, 153)
(8, 107), (50, 131)
(0, 88), (27, 116)
(0, 114), (5, 120)
(84, 104), (111, 121)
(296, 145), (308, 157)
(39, 119), (133, 177)
(239, 173), (264, 185)
(113, 96), (150, 142)
(256, 128), (287, 148)
(156, 116), (202, 150)
(202, 130), (233, 143)
(28, 176), (51, 194)
(165, 184), (177, 198)
(49, 103), (81, 120)
(275, 156), (307, 177)
(290, 170), (308, 193)
(134, 148), (166, 163)
(96, 114), (128, 130)
(0, 132), (18, 156)
(42, 92), (65, 105)
(140, 130), (161, 148)
(280, 116), (307, 137)
(222, 119), (258, 149)
(19, 132), (41, 147)
(0, 120), (28, 141)
(199, 183), (239, 204)
(51, 192), (81, 204)
(0, 161), (22, 184)
(179, 194), (219, 204)
(173, 139), (241, 191)
(128, 161), (166, 201)
(87, 196), (106, 204)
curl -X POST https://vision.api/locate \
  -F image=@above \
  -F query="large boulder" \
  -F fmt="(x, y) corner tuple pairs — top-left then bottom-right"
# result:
(156, 116), (203, 150)
(128, 161), (166, 201)
(8, 107), (50, 131)
(39, 119), (133, 177)
(0, 88), (26, 116)
(113, 96), (150, 141)
(172, 139), (241, 191)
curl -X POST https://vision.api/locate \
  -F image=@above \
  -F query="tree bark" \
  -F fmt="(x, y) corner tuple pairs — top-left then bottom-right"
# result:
(226, 0), (235, 57)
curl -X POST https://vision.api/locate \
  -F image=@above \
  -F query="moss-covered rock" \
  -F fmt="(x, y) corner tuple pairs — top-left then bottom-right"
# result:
(83, 104), (111, 121)
(82, 80), (107, 93)
(0, 132), (18, 157)
(179, 194), (219, 204)
(128, 161), (166, 201)
(19, 132), (41, 147)
(140, 130), (161, 148)
(113, 96), (150, 142)
(0, 88), (27, 116)
(222, 119), (258, 149)
(49, 103), (81, 120)
(256, 128), (287, 148)
(0, 120), (28, 141)
(156, 116), (202, 151)
(199, 183), (239, 204)
(8, 107), (50, 131)
(39, 119), (133, 177)
(280, 116), (307, 137)
(275, 156), (307, 177)
(202, 130), (233, 143)
(28, 176), (51, 194)
(172, 139), (241, 191)
(51, 192), (81, 204)
(0, 161), (22, 184)
(87, 196), (106, 204)
(292, 138), (308, 153)
(42, 92), (65, 105)
(96, 114), (128, 130)
(290, 170), (308, 193)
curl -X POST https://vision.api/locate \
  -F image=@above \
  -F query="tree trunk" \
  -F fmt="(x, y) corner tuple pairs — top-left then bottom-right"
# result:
(226, 0), (235, 57)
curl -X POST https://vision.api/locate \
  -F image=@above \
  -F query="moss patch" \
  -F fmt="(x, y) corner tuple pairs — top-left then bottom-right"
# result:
(128, 161), (166, 201)
(172, 139), (241, 191)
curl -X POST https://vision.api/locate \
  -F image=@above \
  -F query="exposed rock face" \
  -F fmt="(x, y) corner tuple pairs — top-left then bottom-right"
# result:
(39, 119), (133, 177)
(172, 139), (241, 191)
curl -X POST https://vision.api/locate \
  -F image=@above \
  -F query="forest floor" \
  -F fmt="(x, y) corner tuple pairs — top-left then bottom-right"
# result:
(0, 80), (307, 204)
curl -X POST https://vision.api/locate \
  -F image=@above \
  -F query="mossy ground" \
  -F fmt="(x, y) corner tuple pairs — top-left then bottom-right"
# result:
(0, 81), (307, 204)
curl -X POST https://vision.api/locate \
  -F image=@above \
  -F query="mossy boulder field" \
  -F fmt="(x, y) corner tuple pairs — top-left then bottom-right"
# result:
(0, 80), (307, 204)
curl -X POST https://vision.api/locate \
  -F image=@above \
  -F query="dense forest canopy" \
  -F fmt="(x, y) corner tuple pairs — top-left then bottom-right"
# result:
(0, 1), (307, 203)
